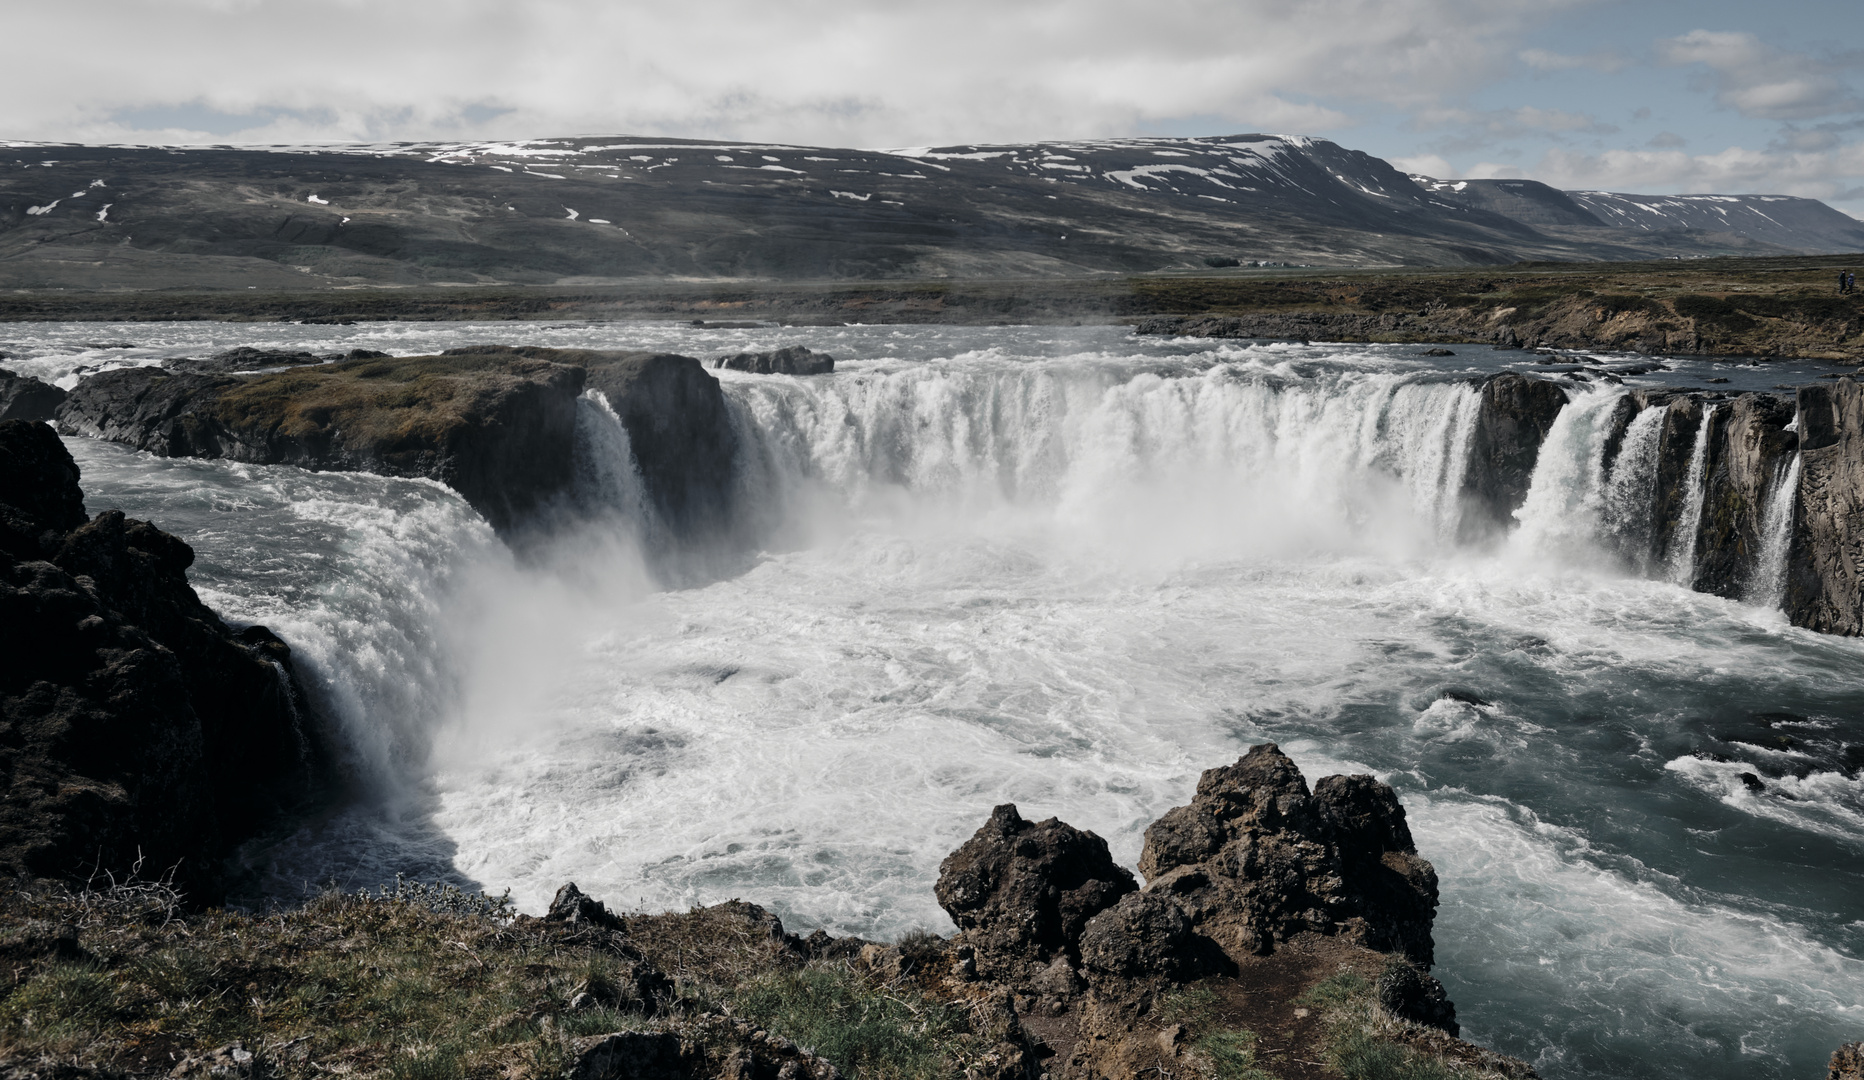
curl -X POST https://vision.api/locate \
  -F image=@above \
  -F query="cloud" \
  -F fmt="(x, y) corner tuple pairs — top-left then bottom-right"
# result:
(1647, 131), (1686, 148)
(1657, 29), (1861, 121)
(0, 0), (1597, 147)
(1529, 143), (1864, 203)
(1517, 47), (1627, 73)
(1389, 153), (1455, 178)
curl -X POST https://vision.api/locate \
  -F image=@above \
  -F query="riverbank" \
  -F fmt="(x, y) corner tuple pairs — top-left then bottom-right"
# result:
(1, 255), (1860, 361)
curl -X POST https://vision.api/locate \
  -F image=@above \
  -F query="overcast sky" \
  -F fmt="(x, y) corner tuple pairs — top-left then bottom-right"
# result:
(7, 0), (1862, 216)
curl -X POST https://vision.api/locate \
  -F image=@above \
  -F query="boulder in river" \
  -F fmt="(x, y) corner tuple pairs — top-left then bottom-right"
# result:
(712, 345), (835, 375)
(0, 368), (66, 422)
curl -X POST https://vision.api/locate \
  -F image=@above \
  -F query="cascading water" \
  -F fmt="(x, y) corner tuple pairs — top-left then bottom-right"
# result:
(1600, 404), (1669, 572)
(721, 358), (1485, 562)
(1667, 405), (1718, 587)
(28, 322), (1863, 1080)
(1745, 452), (1803, 608)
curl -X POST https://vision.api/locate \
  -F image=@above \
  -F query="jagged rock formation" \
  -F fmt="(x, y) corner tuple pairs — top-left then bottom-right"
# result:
(0, 369), (64, 422)
(714, 345), (835, 375)
(1460, 374), (1570, 539)
(0, 419), (321, 901)
(930, 745), (1506, 1078)
(1832, 1041), (1864, 1080)
(1121, 744), (1440, 968)
(935, 804), (1136, 986)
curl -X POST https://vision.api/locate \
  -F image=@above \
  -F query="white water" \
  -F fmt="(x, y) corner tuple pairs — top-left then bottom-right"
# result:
(1667, 405), (1718, 587)
(1600, 405), (1669, 573)
(35, 323), (1861, 1080)
(1745, 453), (1803, 608)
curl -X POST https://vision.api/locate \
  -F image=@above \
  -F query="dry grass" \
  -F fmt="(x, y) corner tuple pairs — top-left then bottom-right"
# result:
(0, 882), (1001, 1080)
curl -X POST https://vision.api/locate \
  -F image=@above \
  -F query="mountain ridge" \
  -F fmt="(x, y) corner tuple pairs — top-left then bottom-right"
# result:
(3, 133), (1861, 290)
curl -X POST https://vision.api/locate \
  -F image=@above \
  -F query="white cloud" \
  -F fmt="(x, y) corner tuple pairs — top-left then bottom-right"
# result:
(1657, 29), (1861, 121)
(1529, 143), (1864, 204)
(1390, 153), (1455, 178)
(0, 0), (1596, 147)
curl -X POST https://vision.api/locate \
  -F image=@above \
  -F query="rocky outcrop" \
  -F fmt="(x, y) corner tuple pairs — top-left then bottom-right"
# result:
(1789, 378), (1864, 633)
(934, 803), (1136, 985)
(1832, 1042), (1864, 1080)
(714, 345), (835, 375)
(1459, 373), (1569, 540)
(1120, 744), (1440, 969)
(0, 369), (64, 422)
(0, 420), (322, 901)
(57, 350), (587, 534)
(929, 746), (1500, 1079)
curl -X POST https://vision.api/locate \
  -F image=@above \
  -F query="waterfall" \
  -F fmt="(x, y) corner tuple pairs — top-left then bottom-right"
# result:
(572, 390), (663, 546)
(718, 360), (1485, 559)
(1666, 405), (1717, 588)
(1600, 404), (1669, 573)
(1510, 390), (1624, 560)
(1745, 452), (1802, 609)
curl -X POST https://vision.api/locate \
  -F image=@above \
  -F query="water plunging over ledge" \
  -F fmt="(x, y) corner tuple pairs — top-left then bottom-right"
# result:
(19, 323), (1861, 1080)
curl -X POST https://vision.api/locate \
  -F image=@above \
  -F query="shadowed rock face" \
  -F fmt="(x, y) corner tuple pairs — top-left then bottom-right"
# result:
(0, 420), (322, 901)
(934, 803), (1137, 980)
(0, 369), (65, 422)
(1694, 394), (1797, 598)
(1460, 374), (1569, 541)
(1790, 379), (1864, 634)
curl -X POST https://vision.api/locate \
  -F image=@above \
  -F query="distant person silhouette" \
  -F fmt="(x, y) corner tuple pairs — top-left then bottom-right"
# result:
(1842, 271), (1850, 293)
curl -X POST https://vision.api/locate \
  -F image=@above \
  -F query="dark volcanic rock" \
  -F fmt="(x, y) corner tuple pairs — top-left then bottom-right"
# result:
(581, 352), (738, 543)
(0, 369), (66, 422)
(1379, 960), (1459, 1035)
(0, 420), (321, 900)
(713, 345), (835, 375)
(57, 350), (586, 534)
(1459, 374), (1568, 541)
(1789, 378), (1864, 633)
(1831, 1042), (1864, 1080)
(935, 803), (1137, 980)
(1126, 744), (1439, 967)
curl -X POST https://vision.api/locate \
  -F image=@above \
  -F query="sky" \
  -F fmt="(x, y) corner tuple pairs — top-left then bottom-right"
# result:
(6, 0), (1863, 217)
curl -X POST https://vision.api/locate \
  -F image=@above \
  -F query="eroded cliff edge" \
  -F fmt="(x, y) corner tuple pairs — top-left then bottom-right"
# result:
(0, 420), (324, 901)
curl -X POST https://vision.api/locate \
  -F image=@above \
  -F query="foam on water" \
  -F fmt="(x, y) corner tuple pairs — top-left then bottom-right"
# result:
(41, 323), (1864, 1080)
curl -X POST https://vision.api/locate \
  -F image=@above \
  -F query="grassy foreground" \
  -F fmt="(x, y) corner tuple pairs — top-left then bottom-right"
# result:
(0, 876), (1528, 1080)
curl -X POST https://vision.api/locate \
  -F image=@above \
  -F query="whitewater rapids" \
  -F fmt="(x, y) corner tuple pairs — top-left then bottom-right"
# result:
(11, 321), (1859, 1080)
